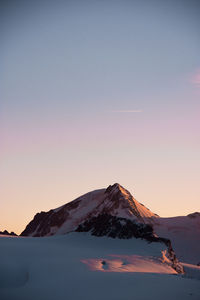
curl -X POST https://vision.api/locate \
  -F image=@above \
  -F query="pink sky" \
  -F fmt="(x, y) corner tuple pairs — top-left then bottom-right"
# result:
(1, 0), (200, 234)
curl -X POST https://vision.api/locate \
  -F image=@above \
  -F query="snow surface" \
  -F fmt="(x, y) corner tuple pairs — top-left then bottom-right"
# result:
(154, 215), (200, 264)
(81, 254), (177, 274)
(0, 233), (200, 300)
(181, 263), (200, 280)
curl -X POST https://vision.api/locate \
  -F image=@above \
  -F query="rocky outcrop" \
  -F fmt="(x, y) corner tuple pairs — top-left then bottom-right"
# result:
(21, 199), (81, 237)
(76, 213), (154, 239)
(187, 212), (200, 218)
(0, 230), (17, 236)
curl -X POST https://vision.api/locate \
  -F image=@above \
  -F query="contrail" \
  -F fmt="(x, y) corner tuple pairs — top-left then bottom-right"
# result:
(111, 110), (142, 113)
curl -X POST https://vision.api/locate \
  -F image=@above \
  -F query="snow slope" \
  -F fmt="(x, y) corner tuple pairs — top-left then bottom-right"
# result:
(182, 263), (200, 280)
(0, 233), (200, 300)
(81, 254), (177, 274)
(21, 183), (158, 237)
(154, 213), (200, 264)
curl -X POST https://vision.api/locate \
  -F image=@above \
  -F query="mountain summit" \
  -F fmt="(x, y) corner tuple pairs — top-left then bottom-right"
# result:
(21, 183), (158, 237)
(103, 183), (158, 221)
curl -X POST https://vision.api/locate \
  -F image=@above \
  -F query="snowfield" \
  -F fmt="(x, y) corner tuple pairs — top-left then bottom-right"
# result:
(0, 233), (200, 300)
(154, 214), (200, 264)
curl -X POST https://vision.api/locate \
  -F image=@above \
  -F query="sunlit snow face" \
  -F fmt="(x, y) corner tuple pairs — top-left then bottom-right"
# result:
(81, 254), (177, 274)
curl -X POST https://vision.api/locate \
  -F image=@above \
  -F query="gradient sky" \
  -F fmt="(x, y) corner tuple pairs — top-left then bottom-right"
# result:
(1, 0), (200, 234)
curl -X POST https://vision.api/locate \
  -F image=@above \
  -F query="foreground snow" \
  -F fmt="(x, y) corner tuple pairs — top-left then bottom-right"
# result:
(0, 233), (200, 300)
(81, 254), (177, 274)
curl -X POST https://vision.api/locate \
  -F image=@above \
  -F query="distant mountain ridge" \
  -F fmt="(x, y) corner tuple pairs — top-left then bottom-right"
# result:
(0, 230), (17, 236)
(21, 183), (158, 237)
(154, 213), (200, 265)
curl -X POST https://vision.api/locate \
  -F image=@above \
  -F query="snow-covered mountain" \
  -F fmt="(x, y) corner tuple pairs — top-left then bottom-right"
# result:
(20, 182), (200, 267)
(153, 212), (200, 265)
(21, 183), (158, 237)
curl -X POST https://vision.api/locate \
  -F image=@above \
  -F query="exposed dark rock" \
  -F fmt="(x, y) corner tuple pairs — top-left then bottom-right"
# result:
(187, 212), (200, 218)
(21, 199), (81, 237)
(76, 213), (154, 239)
(0, 230), (17, 236)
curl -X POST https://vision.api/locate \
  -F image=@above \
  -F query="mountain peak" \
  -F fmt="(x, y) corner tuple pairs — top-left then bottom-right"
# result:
(21, 183), (158, 237)
(106, 182), (124, 190)
(102, 183), (156, 222)
(105, 183), (129, 195)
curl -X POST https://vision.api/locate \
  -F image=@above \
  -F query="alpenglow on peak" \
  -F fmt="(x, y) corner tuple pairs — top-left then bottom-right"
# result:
(21, 183), (158, 237)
